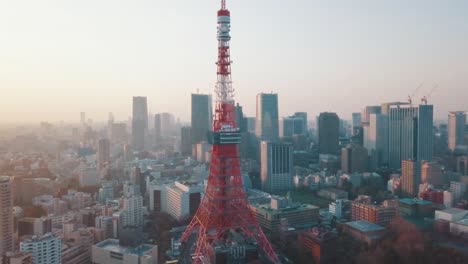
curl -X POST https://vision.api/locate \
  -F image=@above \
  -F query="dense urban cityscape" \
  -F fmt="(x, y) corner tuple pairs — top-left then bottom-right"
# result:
(1, 0), (468, 264)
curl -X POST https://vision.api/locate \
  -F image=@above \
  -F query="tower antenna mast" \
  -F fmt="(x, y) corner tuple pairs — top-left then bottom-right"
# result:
(179, 1), (280, 263)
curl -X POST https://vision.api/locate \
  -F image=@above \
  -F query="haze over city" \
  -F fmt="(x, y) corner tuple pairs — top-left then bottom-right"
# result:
(1, 0), (467, 123)
(2, 1), (468, 264)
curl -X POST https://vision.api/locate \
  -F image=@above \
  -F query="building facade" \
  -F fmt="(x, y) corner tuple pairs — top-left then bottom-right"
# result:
(448, 111), (467, 152)
(318, 112), (340, 155)
(20, 233), (61, 264)
(388, 104), (433, 169)
(401, 160), (420, 197)
(191, 93), (212, 144)
(260, 141), (293, 193)
(0, 176), (13, 257)
(256, 93), (279, 142)
(341, 144), (368, 173)
(132, 96), (148, 151)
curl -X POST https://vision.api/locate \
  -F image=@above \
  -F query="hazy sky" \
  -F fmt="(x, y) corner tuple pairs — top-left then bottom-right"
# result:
(1, 0), (467, 124)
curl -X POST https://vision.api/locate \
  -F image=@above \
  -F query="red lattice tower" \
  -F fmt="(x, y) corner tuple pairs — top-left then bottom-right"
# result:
(180, 1), (280, 263)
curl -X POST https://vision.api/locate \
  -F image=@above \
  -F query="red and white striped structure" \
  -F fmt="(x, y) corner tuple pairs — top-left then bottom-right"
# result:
(180, 1), (280, 263)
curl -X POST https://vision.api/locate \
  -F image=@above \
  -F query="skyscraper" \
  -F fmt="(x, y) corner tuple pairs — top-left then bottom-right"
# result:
(160, 112), (175, 137)
(235, 103), (248, 133)
(279, 117), (295, 138)
(154, 113), (162, 142)
(191, 94), (212, 144)
(401, 160), (420, 197)
(364, 113), (389, 169)
(448, 111), (466, 152)
(292, 112), (308, 134)
(256, 93), (279, 142)
(388, 104), (433, 169)
(318, 112), (340, 155)
(0, 176), (13, 257)
(352, 112), (362, 136)
(97, 138), (110, 171)
(132, 96), (148, 151)
(261, 141), (293, 193)
(180, 126), (192, 156)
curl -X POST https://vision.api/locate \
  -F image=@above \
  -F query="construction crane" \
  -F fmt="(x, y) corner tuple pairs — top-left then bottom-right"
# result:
(408, 82), (423, 105)
(421, 84), (437, 105)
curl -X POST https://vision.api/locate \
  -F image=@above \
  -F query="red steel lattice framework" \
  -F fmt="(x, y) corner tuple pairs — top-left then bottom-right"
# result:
(180, 1), (280, 263)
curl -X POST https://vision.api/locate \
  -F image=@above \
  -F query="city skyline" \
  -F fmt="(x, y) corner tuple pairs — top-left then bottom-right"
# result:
(1, 0), (468, 124)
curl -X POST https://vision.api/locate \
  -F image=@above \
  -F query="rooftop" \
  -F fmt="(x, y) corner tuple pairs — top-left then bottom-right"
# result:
(456, 218), (468, 226)
(399, 198), (432, 206)
(250, 203), (318, 216)
(345, 220), (385, 233)
(438, 208), (468, 215)
(94, 239), (156, 256)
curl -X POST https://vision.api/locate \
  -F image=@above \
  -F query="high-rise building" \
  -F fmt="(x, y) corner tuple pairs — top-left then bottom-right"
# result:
(292, 112), (308, 134)
(132, 96), (148, 151)
(95, 216), (118, 240)
(364, 114), (389, 169)
(0, 176), (13, 257)
(110, 123), (127, 143)
(180, 126), (192, 156)
(154, 113), (162, 141)
(235, 103), (248, 133)
(449, 181), (466, 204)
(352, 112), (362, 136)
(120, 182), (143, 228)
(98, 182), (114, 204)
(165, 181), (202, 220)
(388, 104), (433, 169)
(421, 161), (444, 187)
(341, 145), (369, 173)
(279, 117), (295, 138)
(256, 93), (279, 142)
(260, 141), (293, 192)
(160, 112), (175, 137)
(401, 160), (420, 197)
(191, 93), (212, 144)
(448, 111), (467, 152)
(318, 112), (340, 155)
(20, 233), (61, 264)
(97, 138), (110, 171)
(361, 106), (381, 125)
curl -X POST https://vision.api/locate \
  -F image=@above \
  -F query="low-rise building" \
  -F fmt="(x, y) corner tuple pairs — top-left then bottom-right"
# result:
(329, 200), (343, 218)
(299, 228), (336, 264)
(317, 188), (348, 200)
(351, 198), (398, 227)
(449, 218), (468, 239)
(249, 196), (319, 231)
(92, 239), (158, 264)
(435, 208), (468, 222)
(398, 198), (433, 217)
(342, 220), (385, 246)
(3, 252), (33, 264)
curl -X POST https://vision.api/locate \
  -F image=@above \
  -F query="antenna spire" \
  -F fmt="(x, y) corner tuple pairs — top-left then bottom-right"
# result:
(221, 0), (226, 10)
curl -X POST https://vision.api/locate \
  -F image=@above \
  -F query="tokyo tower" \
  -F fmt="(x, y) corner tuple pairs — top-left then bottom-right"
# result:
(179, 0), (280, 263)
